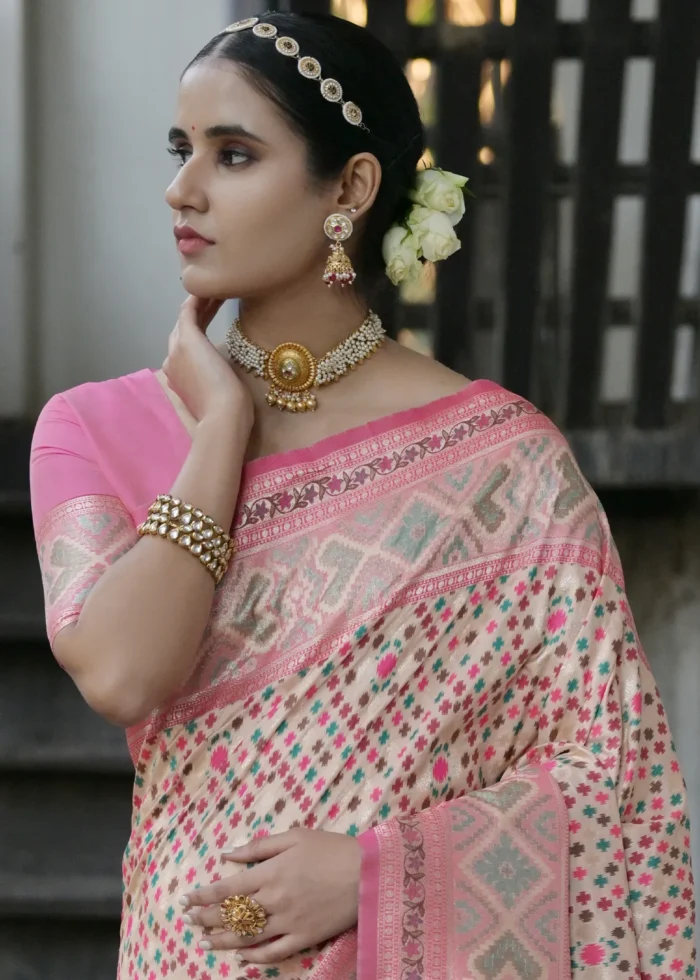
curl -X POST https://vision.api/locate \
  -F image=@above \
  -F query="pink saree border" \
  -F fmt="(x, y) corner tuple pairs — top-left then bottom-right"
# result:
(147, 367), (497, 484)
(357, 830), (381, 980)
(146, 373), (564, 558)
(36, 494), (137, 647)
(356, 765), (571, 980)
(35, 490), (133, 542)
(243, 378), (500, 482)
(233, 403), (547, 552)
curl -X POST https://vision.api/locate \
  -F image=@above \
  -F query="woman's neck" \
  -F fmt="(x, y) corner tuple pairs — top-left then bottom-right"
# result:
(237, 278), (371, 354)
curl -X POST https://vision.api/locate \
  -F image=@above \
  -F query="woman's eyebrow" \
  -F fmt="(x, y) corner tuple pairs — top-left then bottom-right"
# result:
(167, 124), (268, 145)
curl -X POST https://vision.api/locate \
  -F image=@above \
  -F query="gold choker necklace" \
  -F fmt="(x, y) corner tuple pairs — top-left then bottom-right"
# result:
(225, 311), (386, 413)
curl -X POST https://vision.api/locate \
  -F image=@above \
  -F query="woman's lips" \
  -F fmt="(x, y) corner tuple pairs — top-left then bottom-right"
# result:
(174, 226), (215, 255)
(177, 237), (214, 255)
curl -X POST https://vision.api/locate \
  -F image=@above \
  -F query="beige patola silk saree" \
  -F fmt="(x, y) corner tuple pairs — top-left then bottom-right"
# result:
(30, 371), (697, 979)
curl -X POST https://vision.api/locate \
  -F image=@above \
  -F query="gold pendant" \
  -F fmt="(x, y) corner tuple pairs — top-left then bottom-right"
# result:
(264, 342), (319, 412)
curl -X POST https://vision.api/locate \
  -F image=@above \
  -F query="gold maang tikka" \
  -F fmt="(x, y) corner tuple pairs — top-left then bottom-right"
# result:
(225, 311), (386, 413)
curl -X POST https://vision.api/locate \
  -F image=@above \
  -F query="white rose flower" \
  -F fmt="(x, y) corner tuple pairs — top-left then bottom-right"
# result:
(406, 206), (461, 263)
(382, 225), (423, 285)
(410, 169), (468, 226)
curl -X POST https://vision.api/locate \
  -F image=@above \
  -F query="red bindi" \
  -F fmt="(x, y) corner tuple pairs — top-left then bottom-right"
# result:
(191, 125), (196, 131)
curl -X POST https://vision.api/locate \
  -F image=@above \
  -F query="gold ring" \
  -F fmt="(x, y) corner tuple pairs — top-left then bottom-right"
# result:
(219, 894), (268, 937)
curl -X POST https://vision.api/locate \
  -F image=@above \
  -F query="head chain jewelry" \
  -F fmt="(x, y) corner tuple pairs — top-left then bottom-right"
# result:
(223, 17), (369, 132)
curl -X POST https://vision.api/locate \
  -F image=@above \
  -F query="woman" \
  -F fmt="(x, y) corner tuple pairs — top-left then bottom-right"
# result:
(30, 11), (696, 980)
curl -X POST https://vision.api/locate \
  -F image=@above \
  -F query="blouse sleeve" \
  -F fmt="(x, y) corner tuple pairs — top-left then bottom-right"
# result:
(30, 393), (138, 648)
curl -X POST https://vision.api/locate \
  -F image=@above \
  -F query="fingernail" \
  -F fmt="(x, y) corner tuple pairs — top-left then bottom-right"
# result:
(178, 895), (190, 908)
(199, 940), (213, 950)
(181, 913), (193, 925)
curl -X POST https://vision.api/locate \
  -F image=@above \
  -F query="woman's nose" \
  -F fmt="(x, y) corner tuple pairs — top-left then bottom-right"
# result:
(165, 160), (208, 213)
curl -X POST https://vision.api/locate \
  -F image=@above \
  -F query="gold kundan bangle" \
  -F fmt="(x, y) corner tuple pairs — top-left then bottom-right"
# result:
(137, 494), (234, 584)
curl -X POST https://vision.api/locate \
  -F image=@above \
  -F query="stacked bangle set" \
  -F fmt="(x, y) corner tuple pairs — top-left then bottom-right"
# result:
(137, 495), (234, 584)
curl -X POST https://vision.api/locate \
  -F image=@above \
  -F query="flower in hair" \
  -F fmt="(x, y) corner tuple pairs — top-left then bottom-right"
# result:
(410, 168), (468, 226)
(382, 226), (423, 286)
(382, 167), (469, 285)
(406, 208), (460, 263)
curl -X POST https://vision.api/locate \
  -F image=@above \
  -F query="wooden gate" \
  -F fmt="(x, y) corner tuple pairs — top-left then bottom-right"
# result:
(286, 0), (700, 485)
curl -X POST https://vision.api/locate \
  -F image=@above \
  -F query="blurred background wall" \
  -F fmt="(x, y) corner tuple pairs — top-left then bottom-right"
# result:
(0, 0), (699, 977)
(0, 0), (232, 420)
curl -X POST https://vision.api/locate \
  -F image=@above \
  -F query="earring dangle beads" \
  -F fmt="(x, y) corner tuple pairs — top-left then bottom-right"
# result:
(323, 213), (357, 287)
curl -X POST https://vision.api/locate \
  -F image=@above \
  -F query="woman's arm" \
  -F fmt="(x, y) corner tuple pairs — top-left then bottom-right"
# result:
(36, 296), (254, 728)
(54, 407), (248, 728)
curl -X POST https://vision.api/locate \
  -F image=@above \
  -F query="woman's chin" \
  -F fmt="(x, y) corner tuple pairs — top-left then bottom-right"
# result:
(180, 267), (236, 300)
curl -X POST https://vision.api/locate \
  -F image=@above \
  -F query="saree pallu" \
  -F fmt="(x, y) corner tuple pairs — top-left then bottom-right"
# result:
(30, 371), (697, 980)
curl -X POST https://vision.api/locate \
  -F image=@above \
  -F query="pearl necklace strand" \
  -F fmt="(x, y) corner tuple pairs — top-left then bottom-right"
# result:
(225, 311), (386, 413)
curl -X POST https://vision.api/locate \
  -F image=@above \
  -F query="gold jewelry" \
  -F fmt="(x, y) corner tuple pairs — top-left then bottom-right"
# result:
(222, 18), (368, 131)
(323, 213), (356, 288)
(226, 311), (385, 413)
(220, 895), (268, 937)
(137, 495), (234, 585)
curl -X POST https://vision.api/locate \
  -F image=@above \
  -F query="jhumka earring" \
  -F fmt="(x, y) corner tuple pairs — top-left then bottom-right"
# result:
(323, 212), (357, 287)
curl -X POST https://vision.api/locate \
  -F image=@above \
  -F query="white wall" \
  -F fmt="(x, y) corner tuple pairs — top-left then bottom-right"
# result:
(30, 0), (230, 407)
(0, 0), (27, 415)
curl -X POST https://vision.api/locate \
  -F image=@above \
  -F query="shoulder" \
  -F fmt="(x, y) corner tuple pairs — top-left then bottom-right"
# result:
(30, 367), (182, 527)
(375, 345), (595, 515)
(31, 367), (165, 477)
(461, 383), (620, 578)
(46, 368), (157, 416)
(33, 368), (159, 437)
(370, 339), (471, 413)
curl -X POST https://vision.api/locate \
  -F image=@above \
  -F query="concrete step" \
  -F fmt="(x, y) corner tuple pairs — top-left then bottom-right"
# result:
(0, 919), (119, 980)
(0, 514), (44, 642)
(0, 422), (125, 978)
(0, 874), (121, 919)
(0, 490), (30, 516)
(0, 420), (32, 500)
(0, 772), (131, 892)
(0, 641), (132, 773)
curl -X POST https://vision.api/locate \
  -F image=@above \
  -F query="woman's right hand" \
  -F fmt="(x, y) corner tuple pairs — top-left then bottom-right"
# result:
(163, 295), (254, 428)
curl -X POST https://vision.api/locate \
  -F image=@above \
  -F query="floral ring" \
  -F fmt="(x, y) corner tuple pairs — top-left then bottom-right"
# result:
(219, 895), (268, 937)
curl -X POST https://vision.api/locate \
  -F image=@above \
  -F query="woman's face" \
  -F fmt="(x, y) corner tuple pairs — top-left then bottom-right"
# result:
(166, 59), (335, 299)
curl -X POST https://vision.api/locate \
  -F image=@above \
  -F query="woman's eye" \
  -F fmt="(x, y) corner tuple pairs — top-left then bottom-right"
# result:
(220, 149), (250, 167)
(166, 146), (249, 169)
(167, 146), (190, 168)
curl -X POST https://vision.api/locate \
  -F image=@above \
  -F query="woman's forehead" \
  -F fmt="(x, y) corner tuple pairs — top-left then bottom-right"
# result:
(176, 60), (279, 134)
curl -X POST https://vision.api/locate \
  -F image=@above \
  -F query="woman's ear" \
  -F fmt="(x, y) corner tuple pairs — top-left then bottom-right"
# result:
(336, 153), (382, 219)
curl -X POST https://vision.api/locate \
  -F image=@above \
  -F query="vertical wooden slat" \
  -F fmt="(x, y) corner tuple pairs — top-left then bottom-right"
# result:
(365, 0), (411, 339)
(502, 0), (556, 398)
(434, 43), (482, 372)
(634, 3), (700, 429)
(565, 0), (631, 429)
(366, 0), (409, 56)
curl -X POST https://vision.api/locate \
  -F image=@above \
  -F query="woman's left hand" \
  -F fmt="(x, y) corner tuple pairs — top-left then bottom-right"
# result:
(180, 829), (362, 966)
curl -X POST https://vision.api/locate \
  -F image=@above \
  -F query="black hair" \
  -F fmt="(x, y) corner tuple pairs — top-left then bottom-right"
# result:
(186, 11), (426, 298)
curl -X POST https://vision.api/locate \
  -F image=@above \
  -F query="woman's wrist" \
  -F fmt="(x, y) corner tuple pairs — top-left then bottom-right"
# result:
(168, 404), (251, 532)
(196, 398), (253, 442)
